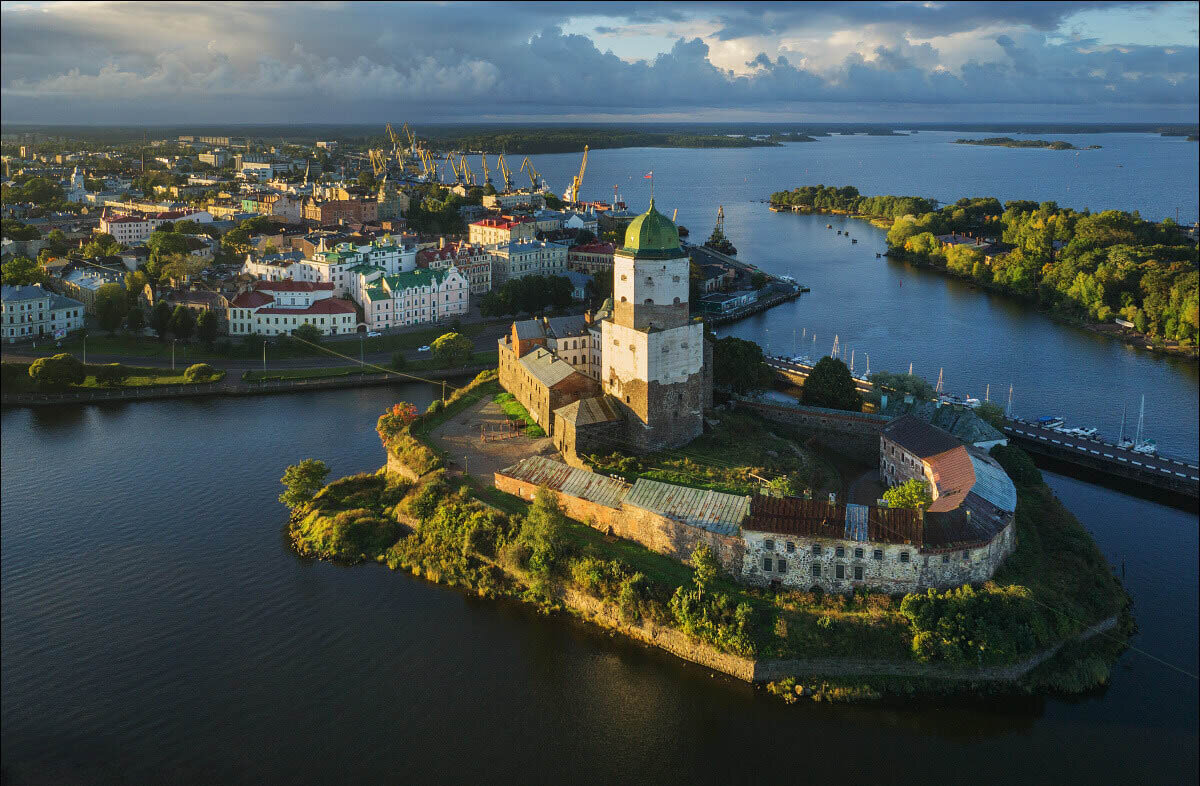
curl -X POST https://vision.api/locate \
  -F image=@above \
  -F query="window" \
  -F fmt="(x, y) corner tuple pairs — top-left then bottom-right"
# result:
(811, 563), (821, 577)
(854, 547), (864, 559)
(776, 559), (787, 573)
(786, 541), (795, 553)
(835, 564), (845, 579)
(942, 554), (950, 564)
(900, 551), (910, 563)
(764, 539), (774, 552)
(963, 550), (970, 561)
(873, 549), (883, 561)
(853, 566), (864, 581)
(835, 546), (845, 558)
(763, 557), (772, 572)
(812, 544), (822, 556)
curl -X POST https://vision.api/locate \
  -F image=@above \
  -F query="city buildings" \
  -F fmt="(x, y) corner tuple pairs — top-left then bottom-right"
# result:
(227, 281), (356, 337)
(100, 208), (213, 244)
(567, 241), (615, 275)
(1, 284), (85, 343)
(417, 240), (493, 295)
(356, 266), (470, 331)
(488, 240), (568, 286)
(468, 215), (535, 246)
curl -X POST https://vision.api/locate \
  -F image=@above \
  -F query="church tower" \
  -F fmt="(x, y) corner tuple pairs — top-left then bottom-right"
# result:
(601, 200), (707, 452)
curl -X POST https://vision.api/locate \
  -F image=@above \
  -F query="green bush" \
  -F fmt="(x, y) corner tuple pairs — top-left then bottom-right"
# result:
(184, 363), (217, 382)
(990, 444), (1043, 487)
(28, 353), (85, 389)
(427, 399), (445, 414)
(92, 363), (130, 387)
(900, 582), (1052, 666)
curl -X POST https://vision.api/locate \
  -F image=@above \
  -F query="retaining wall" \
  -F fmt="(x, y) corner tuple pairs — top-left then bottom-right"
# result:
(734, 398), (889, 463)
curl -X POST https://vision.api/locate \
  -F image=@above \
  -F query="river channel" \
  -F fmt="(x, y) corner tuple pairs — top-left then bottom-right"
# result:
(3, 133), (1198, 783)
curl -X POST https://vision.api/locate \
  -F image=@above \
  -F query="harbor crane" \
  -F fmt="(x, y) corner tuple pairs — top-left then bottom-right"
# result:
(565, 145), (588, 203)
(459, 154), (475, 186)
(481, 153), (491, 186)
(497, 153), (514, 191)
(368, 148), (388, 178)
(520, 157), (542, 191)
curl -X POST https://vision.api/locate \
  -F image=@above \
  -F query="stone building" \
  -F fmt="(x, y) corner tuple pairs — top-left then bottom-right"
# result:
(496, 201), (712, 461)
(497, 343), (599, 435)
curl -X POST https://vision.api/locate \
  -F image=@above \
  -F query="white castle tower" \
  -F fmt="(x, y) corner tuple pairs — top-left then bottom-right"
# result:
(601, 199), (707, 451)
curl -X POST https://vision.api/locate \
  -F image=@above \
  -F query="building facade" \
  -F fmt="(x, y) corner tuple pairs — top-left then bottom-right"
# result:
(357, 266), (469, 331)
(1, 284), (85, 343)
(468, 216), (536, 246)
(417, 240), (494, 295)
(488, 240), (568, 286)
(567, 242), (616, 275)
(228, 281), (357, 337)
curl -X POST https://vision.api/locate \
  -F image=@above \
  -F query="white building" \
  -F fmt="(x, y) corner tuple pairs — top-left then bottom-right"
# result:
(100, 208), (213, 244)
(297, 238), (417, 296)
(227, 281), (357, 337)
(357, 266), (470, 331)
(1, 284), (85, 343)
(487, 240), (568, 286)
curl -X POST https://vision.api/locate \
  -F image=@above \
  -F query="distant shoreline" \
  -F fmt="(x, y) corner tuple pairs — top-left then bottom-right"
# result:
(955, 137), (1101, 150)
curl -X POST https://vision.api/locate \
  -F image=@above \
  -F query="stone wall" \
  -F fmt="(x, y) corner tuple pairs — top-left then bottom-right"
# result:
(740, 523), (1016, 594)
(494, 471), (744, 575)
(385, 451), (422, 482)
(734, 398), (890, 463)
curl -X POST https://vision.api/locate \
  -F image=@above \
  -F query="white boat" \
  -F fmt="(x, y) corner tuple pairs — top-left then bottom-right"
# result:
(1133, 439), (1158, 456)
(964, 397), (981, 408)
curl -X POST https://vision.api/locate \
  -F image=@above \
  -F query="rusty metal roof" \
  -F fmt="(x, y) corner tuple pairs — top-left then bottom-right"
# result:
(496, 456), (629, 508)
(882, 414), (962, 459)
(621, 479), (749, 536)
(745, 496), (923, 546)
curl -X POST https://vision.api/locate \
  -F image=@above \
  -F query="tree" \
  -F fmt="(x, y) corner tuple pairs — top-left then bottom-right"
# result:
(124, 270), (149, 307)
(44, 229), (69, 257)
(93, 363), (130, 387)
(27, 353), (85, 389)
(293, 322), (323, 344)
(126, 307), (145, 333)
(750, 271), (769, 289)
(975, 401), (1006, 429)
(883, 478), (933, 510)
(390, 351), (407, 371)
(279, 458), (331, 511)
(196, 310), (218, 346)
(1, 256), (47, 286)
(431, 331), (473, 367)
(184, 363), (217, 382)
(168, 305), (195, 341)
(150, 300), (173, 338)
(712, 335), (772, 394)
(521, 488), (567, 576)
(573, 229), (597, 245)
(94, 283), (129, 333)
(690, 544), (720, 599)
(801, 356), (863, 412)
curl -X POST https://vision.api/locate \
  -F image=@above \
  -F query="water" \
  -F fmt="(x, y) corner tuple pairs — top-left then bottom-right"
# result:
(4, 133), (1198, 783)
(517, 132), (1199, 459)
(2, 389), (1196, 785)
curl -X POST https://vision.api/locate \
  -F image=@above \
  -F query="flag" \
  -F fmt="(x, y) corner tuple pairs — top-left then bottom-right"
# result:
(644, 171), (653, 179)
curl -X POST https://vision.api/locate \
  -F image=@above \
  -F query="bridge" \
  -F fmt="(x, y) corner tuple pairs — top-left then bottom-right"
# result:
(1002, 419), (1198, 500)
(766, 357), (1198, 501)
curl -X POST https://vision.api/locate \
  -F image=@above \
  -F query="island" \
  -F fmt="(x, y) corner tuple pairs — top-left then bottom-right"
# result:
(767, 185), (1198, 357)
(281, 204), (1132, 704)
(955, 137), (1101, 150)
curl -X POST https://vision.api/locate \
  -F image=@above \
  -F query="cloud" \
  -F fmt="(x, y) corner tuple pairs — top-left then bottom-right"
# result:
(1, 1), (1196, 123)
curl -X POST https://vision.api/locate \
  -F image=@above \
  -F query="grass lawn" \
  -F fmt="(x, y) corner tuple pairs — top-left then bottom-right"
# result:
(243, 366), (382, 383)
(493, 391), (546, 436)
(1, 361), (225, 392)
(589, 410), (839, 496)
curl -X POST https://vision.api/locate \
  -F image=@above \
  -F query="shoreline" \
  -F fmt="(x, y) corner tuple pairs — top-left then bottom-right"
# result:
(767, 204), (1199, 361)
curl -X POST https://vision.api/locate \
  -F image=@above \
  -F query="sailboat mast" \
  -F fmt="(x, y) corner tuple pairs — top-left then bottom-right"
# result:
(985, 383), (990, 402)
(1006, 384), (1013, 417)
(1136, 395), (1145, 446)
(1119, 403), (1127, 444)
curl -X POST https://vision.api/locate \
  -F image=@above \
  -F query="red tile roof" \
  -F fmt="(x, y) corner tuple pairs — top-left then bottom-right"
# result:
(569, 242), (615, 254)
(230, 290), (274, 308)
(255, 298), (356, 315)
(471, 216), (531, 229)
(254, 280), (334, 292)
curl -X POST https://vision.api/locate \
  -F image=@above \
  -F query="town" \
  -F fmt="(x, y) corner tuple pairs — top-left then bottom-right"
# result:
(2, 128), (792, 352)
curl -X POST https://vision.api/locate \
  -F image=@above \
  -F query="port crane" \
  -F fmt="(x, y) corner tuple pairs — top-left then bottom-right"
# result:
(520, 157), (542, 191)
(565, 145), (588, 203)
(481, 153), (491, 187)
(368, 148), (388, 178)
(497, 153), (514, 191)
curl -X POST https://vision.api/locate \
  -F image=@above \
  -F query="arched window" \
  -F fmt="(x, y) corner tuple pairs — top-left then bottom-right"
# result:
(673, 297), (680, 305)
(644, 298), (654, 305)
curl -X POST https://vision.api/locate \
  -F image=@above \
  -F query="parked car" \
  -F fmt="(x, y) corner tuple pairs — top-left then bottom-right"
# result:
(366, 331), (381, 338)
(417, 345), (431, 353)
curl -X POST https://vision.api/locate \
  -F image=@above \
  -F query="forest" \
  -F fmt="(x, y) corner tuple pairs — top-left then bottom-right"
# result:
(769, 186), (1199, 347)
(422, 128), (779, 155)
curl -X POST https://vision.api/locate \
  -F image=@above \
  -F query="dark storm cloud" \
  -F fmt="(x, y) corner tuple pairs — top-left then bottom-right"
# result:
(1, 1), (1195, 122)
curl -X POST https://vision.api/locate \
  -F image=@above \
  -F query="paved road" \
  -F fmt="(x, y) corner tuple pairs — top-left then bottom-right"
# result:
(1003, 419), (1200, 483)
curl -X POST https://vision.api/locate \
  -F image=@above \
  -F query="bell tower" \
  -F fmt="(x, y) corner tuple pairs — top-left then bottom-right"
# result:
(601, 199), (707, 452)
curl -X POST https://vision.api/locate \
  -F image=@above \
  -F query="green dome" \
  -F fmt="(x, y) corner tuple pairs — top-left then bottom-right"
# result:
(621, 199), (681, 258)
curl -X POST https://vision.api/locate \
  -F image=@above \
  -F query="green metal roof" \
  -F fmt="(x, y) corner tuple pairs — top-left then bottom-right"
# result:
(620, 199), (682, 259)
(384, 267), (447, 292)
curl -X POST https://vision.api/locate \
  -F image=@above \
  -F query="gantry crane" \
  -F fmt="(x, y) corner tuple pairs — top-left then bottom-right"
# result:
(497, 153), (513, 191)
(368, 149), (388, 178)
(481, 153), (491, 186)
(520, 157), (541, 191)
(565, 145), (588, 203)
(458, 154), (475, 186)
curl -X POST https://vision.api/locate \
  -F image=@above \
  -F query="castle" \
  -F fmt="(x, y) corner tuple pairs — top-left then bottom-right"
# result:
(498, 200), (712, 463)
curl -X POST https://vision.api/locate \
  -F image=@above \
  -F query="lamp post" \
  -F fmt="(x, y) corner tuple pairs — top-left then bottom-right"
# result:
(171, 339), (177, 371)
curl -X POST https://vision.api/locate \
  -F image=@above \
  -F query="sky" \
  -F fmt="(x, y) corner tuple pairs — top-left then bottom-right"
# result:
(1, 1), (1197, 125)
